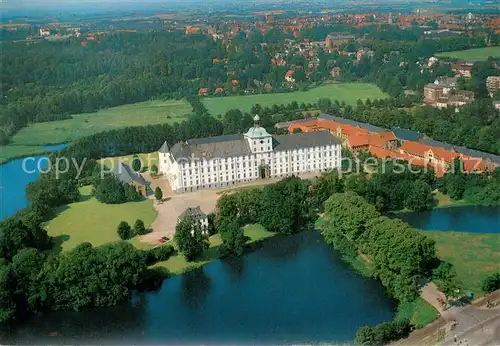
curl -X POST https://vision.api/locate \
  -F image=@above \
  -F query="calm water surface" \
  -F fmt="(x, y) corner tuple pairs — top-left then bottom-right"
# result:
(1, 232), (395, 345)
(0, 144), (67, 220)
(399, 206), (500, 233)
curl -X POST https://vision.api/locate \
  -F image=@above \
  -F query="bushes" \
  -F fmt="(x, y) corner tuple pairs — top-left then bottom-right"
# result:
(93, 174), (139, 204)
(481, 273), (500, 293)
(146, 245), (175, 265)
(117, 221), (133, 240)
(154, 187), (163, 201)
(134, 219), (147, 235)
(117, 219), (148, 240)
(355, 319), (411, 346)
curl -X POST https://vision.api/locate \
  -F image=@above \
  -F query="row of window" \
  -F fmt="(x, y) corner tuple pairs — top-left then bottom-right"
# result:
(175, 147), (341, 168)
(181, 161), (339, 187)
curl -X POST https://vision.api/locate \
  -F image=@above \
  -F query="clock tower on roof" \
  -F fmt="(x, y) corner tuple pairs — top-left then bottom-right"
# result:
(244, 115), (273, 154)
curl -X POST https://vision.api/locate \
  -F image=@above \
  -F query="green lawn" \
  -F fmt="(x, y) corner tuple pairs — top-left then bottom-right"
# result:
(396, 298), (439, 329)
(46, 185), (157, 252)
(153, 224), (276, 275)
(0, 145), (49, 164)
(436, 46), (500, 61)
(202, 83), (388, 115)
(0, 99), (191, 164)
(422, 230), (500, 295)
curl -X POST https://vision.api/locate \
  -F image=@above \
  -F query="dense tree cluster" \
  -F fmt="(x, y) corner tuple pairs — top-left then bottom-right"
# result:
(92, 174), (140, 204)
(0, 241), (154, 323)
(312, 163), (435, 213)
(355, 318), (411, 346)
(0, 32), (226, 137)
(321, 191), (436, 302)
(438, 159), (500, 206)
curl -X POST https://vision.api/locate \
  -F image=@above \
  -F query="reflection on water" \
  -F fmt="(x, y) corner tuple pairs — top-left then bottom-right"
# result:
(181, 268), (212, 309)
(1, 232), (395, 345)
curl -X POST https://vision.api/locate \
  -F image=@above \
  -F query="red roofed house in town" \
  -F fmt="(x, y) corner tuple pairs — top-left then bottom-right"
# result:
(214, 87), (225, 94)
(285, 70), (295, 82)
(231, 79), (239, 86)
(330, 67), (341, 78)
(198, 88), (209, 96)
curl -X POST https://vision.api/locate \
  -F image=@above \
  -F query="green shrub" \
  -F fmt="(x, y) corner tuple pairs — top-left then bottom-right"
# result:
(481, 273), (500, 293)
(146, 245), (175, 264)
(117, 221), (132, 240)
(355, 319), (411, 345)
(134, 219), (148, 235)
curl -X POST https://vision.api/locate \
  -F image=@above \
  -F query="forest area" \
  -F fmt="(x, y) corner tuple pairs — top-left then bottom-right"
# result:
(1, 24), (498, 147)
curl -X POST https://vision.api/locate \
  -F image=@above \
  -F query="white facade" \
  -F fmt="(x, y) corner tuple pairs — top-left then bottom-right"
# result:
(159, 116), (342, 193)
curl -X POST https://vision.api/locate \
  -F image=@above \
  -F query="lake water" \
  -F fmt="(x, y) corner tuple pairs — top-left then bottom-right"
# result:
(0, 144), (67, 220)
(0, 232), (396, 345)
(398, 206), (500, 234)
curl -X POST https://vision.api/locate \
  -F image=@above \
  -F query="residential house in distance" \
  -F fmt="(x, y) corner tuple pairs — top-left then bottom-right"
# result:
(325, 32), (355, 49)
(285, 70), (295, 82)
(178, 206), (209, 235)
(486, 76), (500, 97)
(451, 61), (473, 78)
(330, 67), (342, 78)
(424, 84), (445, 105)
(39, 27), (50, 36)
(424, 76), (473, 108)
(198, 88), (209, 96)
(111, 162), (148, 196)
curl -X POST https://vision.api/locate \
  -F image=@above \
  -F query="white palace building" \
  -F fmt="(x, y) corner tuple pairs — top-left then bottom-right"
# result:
(158, 116), (342, 193)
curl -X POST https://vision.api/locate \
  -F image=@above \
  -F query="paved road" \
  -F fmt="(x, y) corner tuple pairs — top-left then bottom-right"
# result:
(441, 309), (500, 346)
(395, 290), (500, 345)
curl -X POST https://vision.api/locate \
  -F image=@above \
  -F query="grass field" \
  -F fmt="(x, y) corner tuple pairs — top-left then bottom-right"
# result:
(0, 99), (191, 164)
(153, 224), (276, 275)
(0, 145), (50, 164)
(423, 230), (500, 295)
(46, 185), (157, 252)
(396, 298), (439, 328)
(202, 83), (388, 115)
(436, 46), (500, 61)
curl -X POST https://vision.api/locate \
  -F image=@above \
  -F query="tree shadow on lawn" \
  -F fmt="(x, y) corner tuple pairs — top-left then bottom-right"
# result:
(198, 244), (222, 263)
(50, 234), (70, 254)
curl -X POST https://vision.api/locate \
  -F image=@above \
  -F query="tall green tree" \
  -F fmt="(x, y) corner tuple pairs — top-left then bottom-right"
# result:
(174, 216), (209, 262)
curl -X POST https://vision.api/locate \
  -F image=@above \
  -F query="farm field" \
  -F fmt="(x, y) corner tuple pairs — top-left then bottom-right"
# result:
(46, 186), (157, 252)
(423, 230), (500, 295)
(0, 99), (191, 164)
(436, 46), (500, 61)
(202, 83), (388, 116)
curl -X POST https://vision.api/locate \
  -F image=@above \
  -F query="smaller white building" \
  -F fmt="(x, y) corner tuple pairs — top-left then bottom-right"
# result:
(39, 27), (50, 37)
(178, 206), (209, 235)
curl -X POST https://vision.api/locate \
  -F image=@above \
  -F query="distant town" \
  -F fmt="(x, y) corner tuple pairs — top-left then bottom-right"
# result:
(0, 1), (499, 345)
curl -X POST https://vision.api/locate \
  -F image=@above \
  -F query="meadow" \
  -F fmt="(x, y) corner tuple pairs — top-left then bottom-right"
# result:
(46, 186), (158, 252)
(202, 83), (388, 116)
(423, 230), (500, 295)
(436, 46), (500, 61)
(0, 99), (191, 164)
